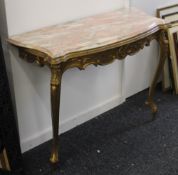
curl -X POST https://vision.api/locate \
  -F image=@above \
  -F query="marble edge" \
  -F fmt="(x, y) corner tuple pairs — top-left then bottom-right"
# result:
(7, 25), (166, 65)
(7, 38), (54, 59)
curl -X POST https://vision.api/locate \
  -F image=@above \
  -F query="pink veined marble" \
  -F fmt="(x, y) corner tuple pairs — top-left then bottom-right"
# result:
(8, 7), (165, 63)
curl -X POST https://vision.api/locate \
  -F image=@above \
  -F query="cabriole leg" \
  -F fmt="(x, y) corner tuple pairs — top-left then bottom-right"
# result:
(50, 66), (62, 164)
(146, 30), (169, 115)
(0, 149), (10, 170)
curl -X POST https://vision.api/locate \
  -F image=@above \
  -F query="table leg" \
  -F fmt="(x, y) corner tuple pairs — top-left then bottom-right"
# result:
(0, 149), (10, 170)
(50, 67), (62, 164)
(146, 31), (169, 114)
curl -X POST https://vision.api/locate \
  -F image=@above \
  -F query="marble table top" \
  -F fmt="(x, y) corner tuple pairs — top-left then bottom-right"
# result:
(8, 7), (165, 63)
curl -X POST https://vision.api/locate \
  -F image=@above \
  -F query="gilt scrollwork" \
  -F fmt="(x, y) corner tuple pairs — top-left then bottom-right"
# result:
(18, 31), (159, 74)
(61, 32), (159, 72)
(18, 48), (48, 67)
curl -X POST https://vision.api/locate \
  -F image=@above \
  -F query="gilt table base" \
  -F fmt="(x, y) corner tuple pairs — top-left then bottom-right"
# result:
(15, 28), (168, 164)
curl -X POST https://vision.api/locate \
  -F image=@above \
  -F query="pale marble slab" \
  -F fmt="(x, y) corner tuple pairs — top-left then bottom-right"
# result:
(8, 7), (164, 62)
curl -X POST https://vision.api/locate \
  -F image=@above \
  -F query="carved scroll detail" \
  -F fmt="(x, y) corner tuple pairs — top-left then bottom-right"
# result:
(61, 33), (158, 72)
(18, 32), (159, 73)
(19, 48), (48, 67)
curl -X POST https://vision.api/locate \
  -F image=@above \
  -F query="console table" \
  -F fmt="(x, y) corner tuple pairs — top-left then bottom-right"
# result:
(8, 7), (168, 164)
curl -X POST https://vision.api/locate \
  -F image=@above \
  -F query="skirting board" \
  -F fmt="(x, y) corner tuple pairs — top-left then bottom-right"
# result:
(21, 95), (125, 153)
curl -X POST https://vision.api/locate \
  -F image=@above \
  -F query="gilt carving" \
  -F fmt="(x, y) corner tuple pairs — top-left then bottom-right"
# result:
(18, 48), (48, 67)
(61, 32), (159, 72)
(18, 31), (160, 74)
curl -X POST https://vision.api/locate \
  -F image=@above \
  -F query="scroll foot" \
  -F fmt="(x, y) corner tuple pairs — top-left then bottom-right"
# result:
(145, 98), (158, 114)
(50, 151), (59, 164)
